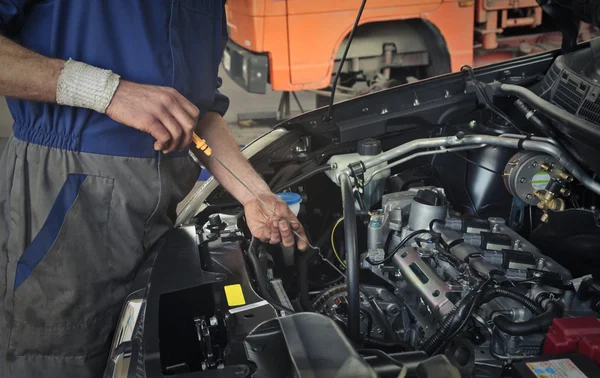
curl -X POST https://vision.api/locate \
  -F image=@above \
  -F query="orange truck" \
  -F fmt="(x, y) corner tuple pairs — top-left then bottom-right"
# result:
(222, 0), (597, 105)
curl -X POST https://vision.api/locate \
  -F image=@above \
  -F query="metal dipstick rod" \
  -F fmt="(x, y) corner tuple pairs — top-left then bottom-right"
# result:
(190, 134), (347, 277)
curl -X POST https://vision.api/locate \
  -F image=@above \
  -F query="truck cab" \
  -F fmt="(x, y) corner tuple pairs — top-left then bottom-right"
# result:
(223, 0), (596, 100)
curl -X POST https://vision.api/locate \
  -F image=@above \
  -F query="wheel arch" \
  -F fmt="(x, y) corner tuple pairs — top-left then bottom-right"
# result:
(331, 18), (452, 76)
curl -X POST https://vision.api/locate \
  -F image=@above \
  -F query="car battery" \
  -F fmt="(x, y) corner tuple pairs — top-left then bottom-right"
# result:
(543, 317), (600, 364)
(512, 353), (600, 378)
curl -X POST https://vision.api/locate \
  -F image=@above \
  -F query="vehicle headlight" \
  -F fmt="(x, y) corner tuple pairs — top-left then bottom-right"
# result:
(105, 289), (145, 378)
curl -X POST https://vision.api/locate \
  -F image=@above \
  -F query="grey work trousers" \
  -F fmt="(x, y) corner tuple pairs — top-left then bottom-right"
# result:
(0, 136), (200, 377)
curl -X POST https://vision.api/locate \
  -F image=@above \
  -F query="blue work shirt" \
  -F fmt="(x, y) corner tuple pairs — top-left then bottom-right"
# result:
(0, 0), (230, 158)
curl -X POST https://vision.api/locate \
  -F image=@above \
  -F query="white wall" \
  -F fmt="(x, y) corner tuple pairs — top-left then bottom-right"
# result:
(0, 97), (13, 137)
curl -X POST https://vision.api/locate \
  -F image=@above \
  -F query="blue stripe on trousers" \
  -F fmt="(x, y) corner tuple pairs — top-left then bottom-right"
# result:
(14, 174), (88, 290)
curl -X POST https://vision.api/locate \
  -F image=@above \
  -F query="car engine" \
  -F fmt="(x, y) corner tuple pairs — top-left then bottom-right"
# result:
(184, 143), (600, 377)
(181, 51), (600, 375)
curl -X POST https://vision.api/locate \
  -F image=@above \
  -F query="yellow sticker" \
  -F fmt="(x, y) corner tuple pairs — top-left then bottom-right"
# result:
(224, 284), (246, 307)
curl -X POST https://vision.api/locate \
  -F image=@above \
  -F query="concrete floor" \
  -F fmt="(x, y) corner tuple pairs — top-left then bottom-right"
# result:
(0, 65), (318, 153)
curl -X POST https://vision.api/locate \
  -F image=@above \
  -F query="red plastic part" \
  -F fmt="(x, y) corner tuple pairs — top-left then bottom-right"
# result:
(544, 317), (600, 364)
(579, 335), (600, 364)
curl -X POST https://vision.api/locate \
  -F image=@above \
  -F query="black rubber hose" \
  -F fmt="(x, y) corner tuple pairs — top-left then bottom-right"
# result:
(340, 173), (360, 343)
(501, 83), (600, 140)
(493, 301), (563, 336)
(272, 165), (331, 193)
(247, 243), (295, 314)
(514, 99), (586, 164)
(481, 287), (544, 315)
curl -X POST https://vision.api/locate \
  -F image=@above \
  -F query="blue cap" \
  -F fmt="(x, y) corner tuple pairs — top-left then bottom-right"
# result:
(276, 192), (302, 205)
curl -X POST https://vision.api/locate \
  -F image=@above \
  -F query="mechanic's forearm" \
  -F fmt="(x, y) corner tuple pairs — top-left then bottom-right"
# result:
(197, 112), (271, 205)
(0, 34), (64, 102)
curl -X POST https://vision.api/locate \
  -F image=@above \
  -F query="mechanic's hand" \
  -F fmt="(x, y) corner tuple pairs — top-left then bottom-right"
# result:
(106, 80), (200, 153)
(244, 193), (308, 251)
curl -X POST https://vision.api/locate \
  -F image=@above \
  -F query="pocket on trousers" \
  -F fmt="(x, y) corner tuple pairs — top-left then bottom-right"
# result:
(10, 173), (116, 356)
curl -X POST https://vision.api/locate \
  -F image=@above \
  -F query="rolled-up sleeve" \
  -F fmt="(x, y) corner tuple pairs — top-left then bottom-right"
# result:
(210, 77), (230, 117)
(0, 0), (36, 34)
(208, 2), (230, 116)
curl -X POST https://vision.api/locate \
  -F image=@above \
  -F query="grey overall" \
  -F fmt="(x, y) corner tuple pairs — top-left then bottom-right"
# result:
(0, 0), (229, 375)
(0, 137), (200, 377)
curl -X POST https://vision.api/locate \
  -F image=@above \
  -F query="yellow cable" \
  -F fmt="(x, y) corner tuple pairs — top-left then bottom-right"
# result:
(331, 217), (347, 268)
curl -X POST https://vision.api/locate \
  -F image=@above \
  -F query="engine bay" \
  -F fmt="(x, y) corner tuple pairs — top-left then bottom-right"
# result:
(148, 37), (600, 378)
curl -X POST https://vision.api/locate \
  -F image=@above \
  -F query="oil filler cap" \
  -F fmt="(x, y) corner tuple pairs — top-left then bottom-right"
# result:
(357, 138), (381, 156)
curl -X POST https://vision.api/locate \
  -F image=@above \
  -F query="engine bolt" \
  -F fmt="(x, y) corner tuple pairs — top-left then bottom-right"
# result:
(492, 224), (500, 232)
(520, 177), (527, 183)
(532, 162), (538, 168)
(537, 258), (546, 270)
(469, 120), (477, 128)
(526, 194), (533, 199)
(209, 316), (218, 327)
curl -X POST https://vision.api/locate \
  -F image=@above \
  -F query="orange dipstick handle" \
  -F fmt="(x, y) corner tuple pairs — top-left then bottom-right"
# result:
(192, 133), (212, 156)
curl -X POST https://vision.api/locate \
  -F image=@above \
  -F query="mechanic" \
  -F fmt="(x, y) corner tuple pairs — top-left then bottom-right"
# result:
(0, 1), (307, 377)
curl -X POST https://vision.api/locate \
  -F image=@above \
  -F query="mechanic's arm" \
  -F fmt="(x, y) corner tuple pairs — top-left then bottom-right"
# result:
(196, 112), (308, 250)
(0, 34), (194, 153)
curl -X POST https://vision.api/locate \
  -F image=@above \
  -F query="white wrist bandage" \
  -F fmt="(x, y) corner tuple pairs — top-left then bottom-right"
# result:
(56, 58), (121, 113)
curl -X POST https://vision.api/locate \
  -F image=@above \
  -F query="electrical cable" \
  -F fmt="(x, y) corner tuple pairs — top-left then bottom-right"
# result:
(272, 165), (331, 193)
(452, 152), (502, 174)
(324, 0), (368, 122)
(331, 217), (347, 268)
(366, 229), (432, 265)
(428, 219), (463, 269)
(433, 278), (494, 354)
(421, 278), (493, 355)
